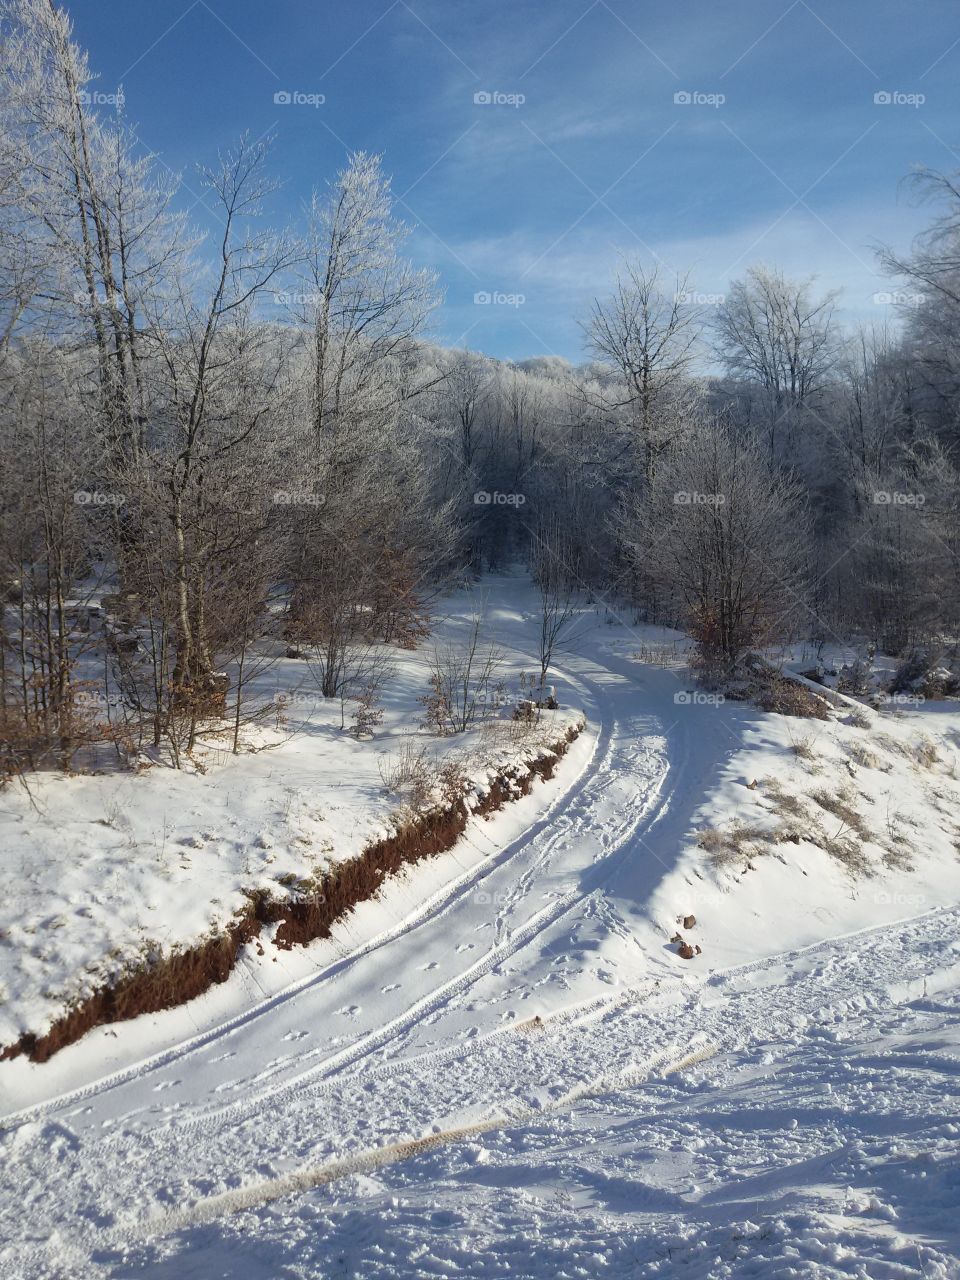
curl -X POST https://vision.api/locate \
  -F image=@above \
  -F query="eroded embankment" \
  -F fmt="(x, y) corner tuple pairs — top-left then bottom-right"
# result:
(0, 724), (582, 1065)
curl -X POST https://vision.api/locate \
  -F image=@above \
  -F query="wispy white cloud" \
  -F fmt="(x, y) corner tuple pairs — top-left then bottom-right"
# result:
(416, 195), (933, 361)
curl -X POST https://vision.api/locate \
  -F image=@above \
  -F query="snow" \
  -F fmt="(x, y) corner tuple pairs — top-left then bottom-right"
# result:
(0, 582), (584, 1050)
(2, 575), (960, 1278)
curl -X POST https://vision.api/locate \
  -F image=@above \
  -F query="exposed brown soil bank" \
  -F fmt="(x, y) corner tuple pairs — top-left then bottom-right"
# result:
(1, 724), (582, 1065)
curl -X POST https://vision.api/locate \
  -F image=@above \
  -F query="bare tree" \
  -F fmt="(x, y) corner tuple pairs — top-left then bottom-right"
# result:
(712, 266), (839, 459)
(584, 260), (702, 483)
(880, 168), (960, 313)
(130, 137), (295, 750)
(530, 518), (581, 700)
(880, 167), (960, 449)
(0, 0), (188, 465)
(0, 342), (103, 772)
(620, 420), (810, 677)
(842, 438), (960, 654)
(443, 349), (491, 475)
(295, 151), (439, 449)
(421, 615), (503, 735)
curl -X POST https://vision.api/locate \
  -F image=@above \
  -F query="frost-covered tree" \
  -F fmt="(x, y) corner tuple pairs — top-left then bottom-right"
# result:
(619, 420), (810, 674)
(712, 266), (839, 461)
(584, 260), (702, 483)
(295, 151), (439, 449)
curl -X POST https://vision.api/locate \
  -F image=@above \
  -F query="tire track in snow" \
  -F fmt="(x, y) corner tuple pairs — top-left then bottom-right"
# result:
(162, 718), (671, 1140)
(8, 867), (960, 1276)
(57, 675), (667, 1148)
(121, 1037), (711, 1242)
(1, 666), (608, 1131)
(79, 659), (667, 1143)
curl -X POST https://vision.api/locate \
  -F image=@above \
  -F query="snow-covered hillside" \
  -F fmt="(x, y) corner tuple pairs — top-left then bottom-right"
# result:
(0, 583), (584, 1055)
(2, 577), (960, 1279)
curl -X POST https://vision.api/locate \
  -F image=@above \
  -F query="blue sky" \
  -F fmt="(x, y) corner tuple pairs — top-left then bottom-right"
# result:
(68, 0), (960, 362)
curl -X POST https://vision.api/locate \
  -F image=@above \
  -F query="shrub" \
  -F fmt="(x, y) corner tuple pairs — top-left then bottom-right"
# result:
(379, 740), (434, 805)
(754, 675), (830, 719)
(419, 617), (504, 736)
(836, 657), (872, 696)
(810, 786), (872, 843)
(726, 656), (830, 719)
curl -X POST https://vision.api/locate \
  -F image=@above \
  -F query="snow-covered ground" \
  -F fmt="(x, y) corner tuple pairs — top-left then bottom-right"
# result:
(2, 575), (960, 1278)
(0, 581), (583, 1051)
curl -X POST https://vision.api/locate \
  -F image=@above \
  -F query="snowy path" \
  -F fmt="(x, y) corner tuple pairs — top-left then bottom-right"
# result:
(5, 904), (959, 1278)
(2, 580), (959, 1278)
(2, 633), (686, 1129)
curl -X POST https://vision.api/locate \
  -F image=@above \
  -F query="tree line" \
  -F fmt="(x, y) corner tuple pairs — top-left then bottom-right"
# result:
(1, 0), (958, 775)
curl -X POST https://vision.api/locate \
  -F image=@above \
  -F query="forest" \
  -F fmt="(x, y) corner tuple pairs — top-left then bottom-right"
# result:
(2, 0), (959, 780)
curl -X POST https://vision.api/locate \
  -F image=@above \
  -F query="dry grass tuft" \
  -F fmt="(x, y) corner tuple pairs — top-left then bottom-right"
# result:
(820, 828), (871, 874)
(761, 776), (805, 818)
(758, 676), (831, 720)
(697, 823), (773, 866)
(915, 737), (939, 770)
(847, 705), (872, 730)
(846, 741), (888, 772)
(810, 786), (873, 843)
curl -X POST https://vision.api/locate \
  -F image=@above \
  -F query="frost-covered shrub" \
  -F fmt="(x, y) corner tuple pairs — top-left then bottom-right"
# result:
(890, 647), (960, 701)
(836, 656), (872, 696)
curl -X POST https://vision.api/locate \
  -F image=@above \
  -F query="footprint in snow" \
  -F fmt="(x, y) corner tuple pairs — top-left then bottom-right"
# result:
(153, 1079), (180, 1092)
(381, 983), (401, 993)
(421, 961), (439, 971)
(337, 1005), (362, 1018)
(282, 1030), (309, 1042)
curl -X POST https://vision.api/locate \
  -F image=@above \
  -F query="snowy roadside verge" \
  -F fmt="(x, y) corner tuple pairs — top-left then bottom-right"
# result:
(640, 676), (960, 971)
(0, 711), (584, 1065)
